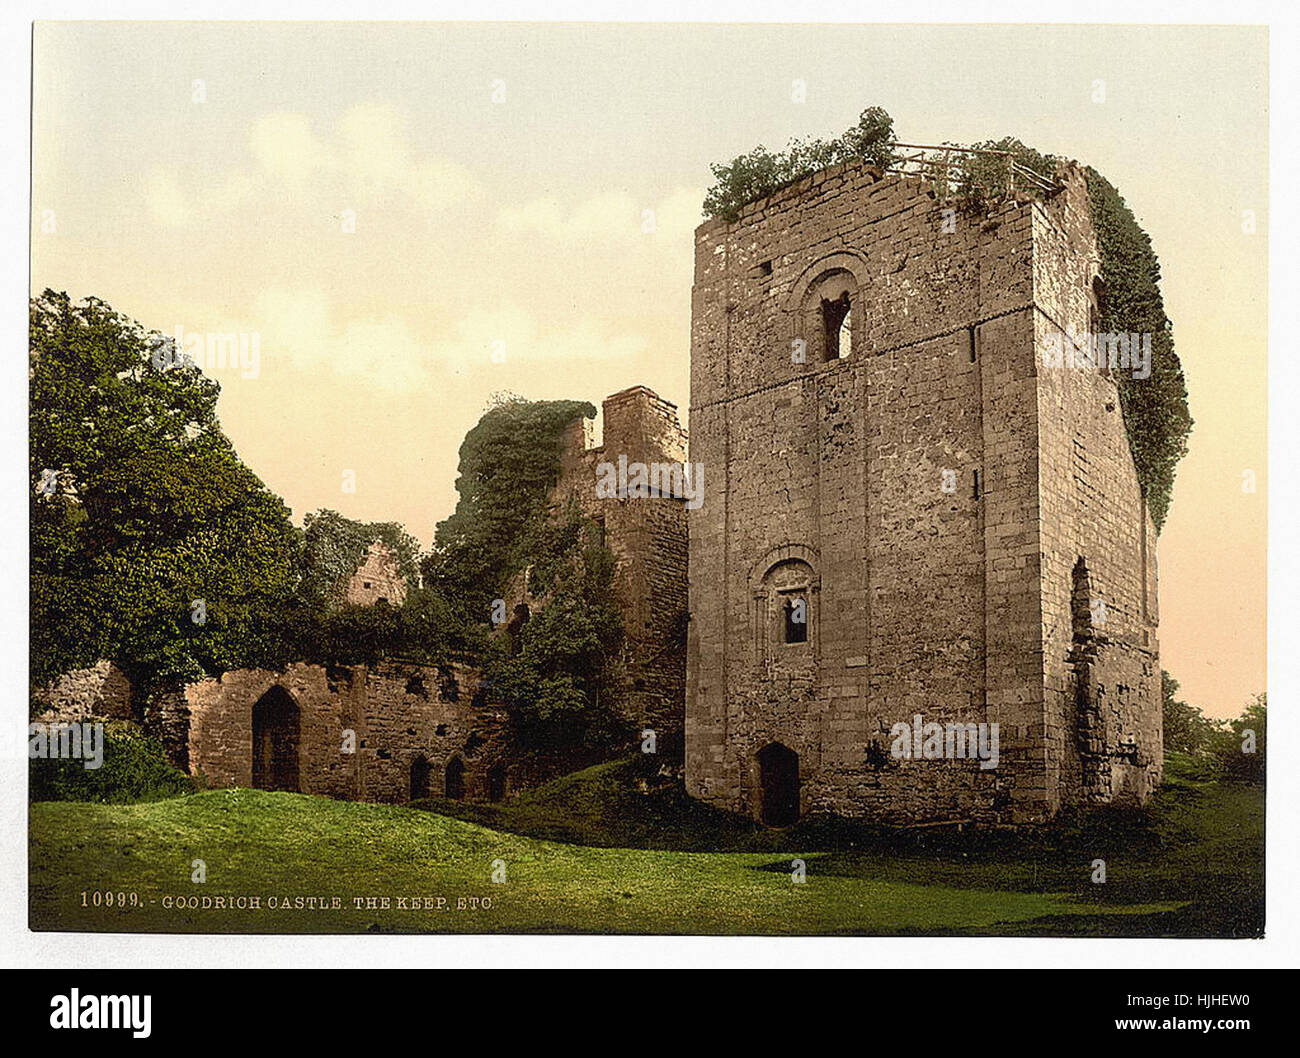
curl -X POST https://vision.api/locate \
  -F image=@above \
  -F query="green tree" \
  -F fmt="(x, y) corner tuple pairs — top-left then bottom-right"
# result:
(1162, 670), (1217, 754)
(30, 291), (301, 689)
(1209, 694), (1266, 785)
(485, 518), (627, 749)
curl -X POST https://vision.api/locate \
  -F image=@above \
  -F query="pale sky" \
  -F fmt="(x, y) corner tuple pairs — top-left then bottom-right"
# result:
(30, 22), (1266, 718)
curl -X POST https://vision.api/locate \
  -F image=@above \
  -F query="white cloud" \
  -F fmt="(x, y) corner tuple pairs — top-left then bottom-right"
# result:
(496, 186), (703, 246)
(144, 103), (479, 229)
(249, 112), (328, 188)
(245, 287), (432, 390)
(143, 167), (257, 229)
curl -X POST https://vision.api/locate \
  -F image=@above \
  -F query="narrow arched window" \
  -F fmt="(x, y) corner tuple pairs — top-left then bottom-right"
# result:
(822, 291), (852, 360)
(783, 595), (808, 643)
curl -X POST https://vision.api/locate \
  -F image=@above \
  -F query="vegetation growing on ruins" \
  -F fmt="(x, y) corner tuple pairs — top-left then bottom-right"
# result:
(425, 394), (597, 617)
(427, 398), (629, 748)
(484, 510), (628, 749)
(1084, 167), (1192, 528)
(30, 295), (627, 750)
(702, 110), (1192, 528)
(702, 106), (896, 222)
(297, 510), (420, 608)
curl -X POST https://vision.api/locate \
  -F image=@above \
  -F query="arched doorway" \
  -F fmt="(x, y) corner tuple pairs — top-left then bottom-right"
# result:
(487, 762), (507, 803)
(410, 755), (431, 800)
(445, 756), (465, 800)
(757, 742), (800, 826)
(251, 686), (300, 792)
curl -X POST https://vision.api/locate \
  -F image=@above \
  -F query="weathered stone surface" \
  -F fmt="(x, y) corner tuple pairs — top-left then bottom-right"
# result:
(146, 660), (515, 804)
(684, 159), (1161, 825)
(344, 540), (407, 607)
(33, 660), (134, 722)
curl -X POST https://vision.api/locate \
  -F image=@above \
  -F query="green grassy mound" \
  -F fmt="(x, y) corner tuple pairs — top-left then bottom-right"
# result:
(29, 755), (1261, 937)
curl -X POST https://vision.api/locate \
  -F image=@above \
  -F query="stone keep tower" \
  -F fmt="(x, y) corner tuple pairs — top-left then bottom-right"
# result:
(684, 157), (1162, 826)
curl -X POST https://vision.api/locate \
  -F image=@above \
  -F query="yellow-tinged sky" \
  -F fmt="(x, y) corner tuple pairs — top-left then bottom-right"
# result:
(30, 22), (1266, 718)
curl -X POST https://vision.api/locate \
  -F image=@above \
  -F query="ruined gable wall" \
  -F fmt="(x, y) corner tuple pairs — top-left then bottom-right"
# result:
(687, 159), (1050, 823)
(344, 541), (408, 607)
(33, 660), (134, 722)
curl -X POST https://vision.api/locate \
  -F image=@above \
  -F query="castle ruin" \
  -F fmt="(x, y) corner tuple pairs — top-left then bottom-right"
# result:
(683, 157), (1162, 825)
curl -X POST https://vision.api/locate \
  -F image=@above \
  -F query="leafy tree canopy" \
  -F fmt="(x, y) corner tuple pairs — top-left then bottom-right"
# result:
(30, 291), (301, 688)
(703, 106), (896, 222)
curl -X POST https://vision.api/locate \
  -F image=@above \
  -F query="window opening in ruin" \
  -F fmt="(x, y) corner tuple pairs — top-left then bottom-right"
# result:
(967, 325), (977, 363)
(1071, 557), (1093, 643)
(1090, 277), (1109, 377)
(410, 755), (431, 800)
(757, 742), (800, 826)
(487, 762), (507, 803)
(445, 756), (466, 800)
(822, 291), (852, 360)
(973, 469), (982, 500)
(251, 686), (300, 793)
(507, 603), (530, 657)
(782, 594), (808, 644)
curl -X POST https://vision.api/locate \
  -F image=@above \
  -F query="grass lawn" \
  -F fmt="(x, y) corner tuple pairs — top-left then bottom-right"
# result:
(28, 754), (1262, 937)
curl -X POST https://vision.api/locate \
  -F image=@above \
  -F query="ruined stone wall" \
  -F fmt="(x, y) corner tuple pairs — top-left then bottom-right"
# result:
(148, 661), (515, 804)
(685, 157), (1159, 825)
(344, 541), (408, 607)
(546, 386), (689, 741)
(1031, 166), (1162, 809)
(33, 660), (134, 722)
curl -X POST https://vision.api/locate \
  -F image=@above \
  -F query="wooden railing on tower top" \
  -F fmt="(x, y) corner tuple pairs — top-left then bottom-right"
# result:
(886, 142), (1062, 198)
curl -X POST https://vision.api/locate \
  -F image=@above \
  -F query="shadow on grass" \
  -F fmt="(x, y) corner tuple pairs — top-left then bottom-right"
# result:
(411, 752), (1264, 938)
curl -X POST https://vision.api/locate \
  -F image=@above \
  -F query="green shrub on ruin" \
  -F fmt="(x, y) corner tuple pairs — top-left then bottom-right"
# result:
(425, 394), (596, 620)
(702, 106), (896, 222)
(29, 724), (195, 803)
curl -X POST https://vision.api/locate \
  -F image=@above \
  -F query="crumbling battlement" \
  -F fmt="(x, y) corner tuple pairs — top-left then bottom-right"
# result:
(343, 541), (408, 608)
